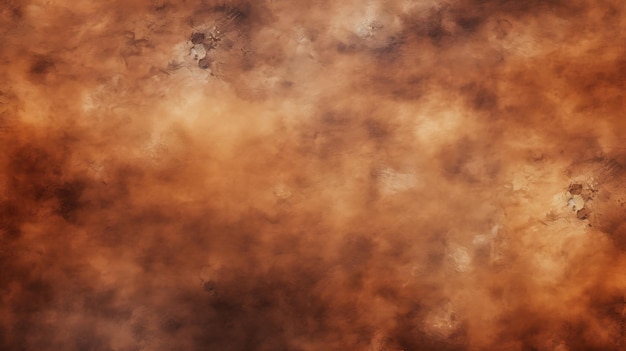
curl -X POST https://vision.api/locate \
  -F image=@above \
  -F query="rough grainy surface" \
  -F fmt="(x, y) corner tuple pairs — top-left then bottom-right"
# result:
(0, 1), (625, 350)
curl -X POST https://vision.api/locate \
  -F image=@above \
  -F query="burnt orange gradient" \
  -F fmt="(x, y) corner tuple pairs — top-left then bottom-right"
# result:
(1, 1), (625, 350)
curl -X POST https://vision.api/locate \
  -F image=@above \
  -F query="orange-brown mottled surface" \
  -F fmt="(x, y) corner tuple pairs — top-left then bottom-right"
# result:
(0, 1), (625, 350)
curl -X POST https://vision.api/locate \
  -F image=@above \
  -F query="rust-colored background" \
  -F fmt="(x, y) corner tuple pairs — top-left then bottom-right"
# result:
(1, 1), (625, 350)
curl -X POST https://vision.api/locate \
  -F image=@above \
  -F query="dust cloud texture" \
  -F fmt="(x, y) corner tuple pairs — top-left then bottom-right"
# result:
(1, 0), (625, 350)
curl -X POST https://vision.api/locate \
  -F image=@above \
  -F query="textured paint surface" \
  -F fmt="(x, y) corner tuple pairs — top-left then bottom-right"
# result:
(0, 1), (625, 350)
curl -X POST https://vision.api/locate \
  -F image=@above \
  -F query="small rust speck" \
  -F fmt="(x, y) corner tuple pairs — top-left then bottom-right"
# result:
(576, 208), (590, 220)
(569, 183), (583, 195)
(198, 57), (211, 69)
(190, 32), (205, 44)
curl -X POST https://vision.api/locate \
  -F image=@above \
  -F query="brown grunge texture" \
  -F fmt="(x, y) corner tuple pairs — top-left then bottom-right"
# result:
(1, 0), (625, 350)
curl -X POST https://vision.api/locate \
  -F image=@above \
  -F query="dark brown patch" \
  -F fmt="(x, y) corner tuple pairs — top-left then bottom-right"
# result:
(364, 119), (389, 139)
(337, 42), (357, 53)
(472, 88), (498, 111)
(198, 56), (211, 69)
(455, 16), (483, 33)
(190, 32), (205, 44)
(576, 207), (590, 220)
(569, 183), (583, 195)
(54, 181), (85, 222)
(29, 56), (54, 75)
(427, 23), (451, 44)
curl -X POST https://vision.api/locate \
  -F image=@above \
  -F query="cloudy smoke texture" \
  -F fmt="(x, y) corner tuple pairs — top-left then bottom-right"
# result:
(0, 0), (625, 350)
